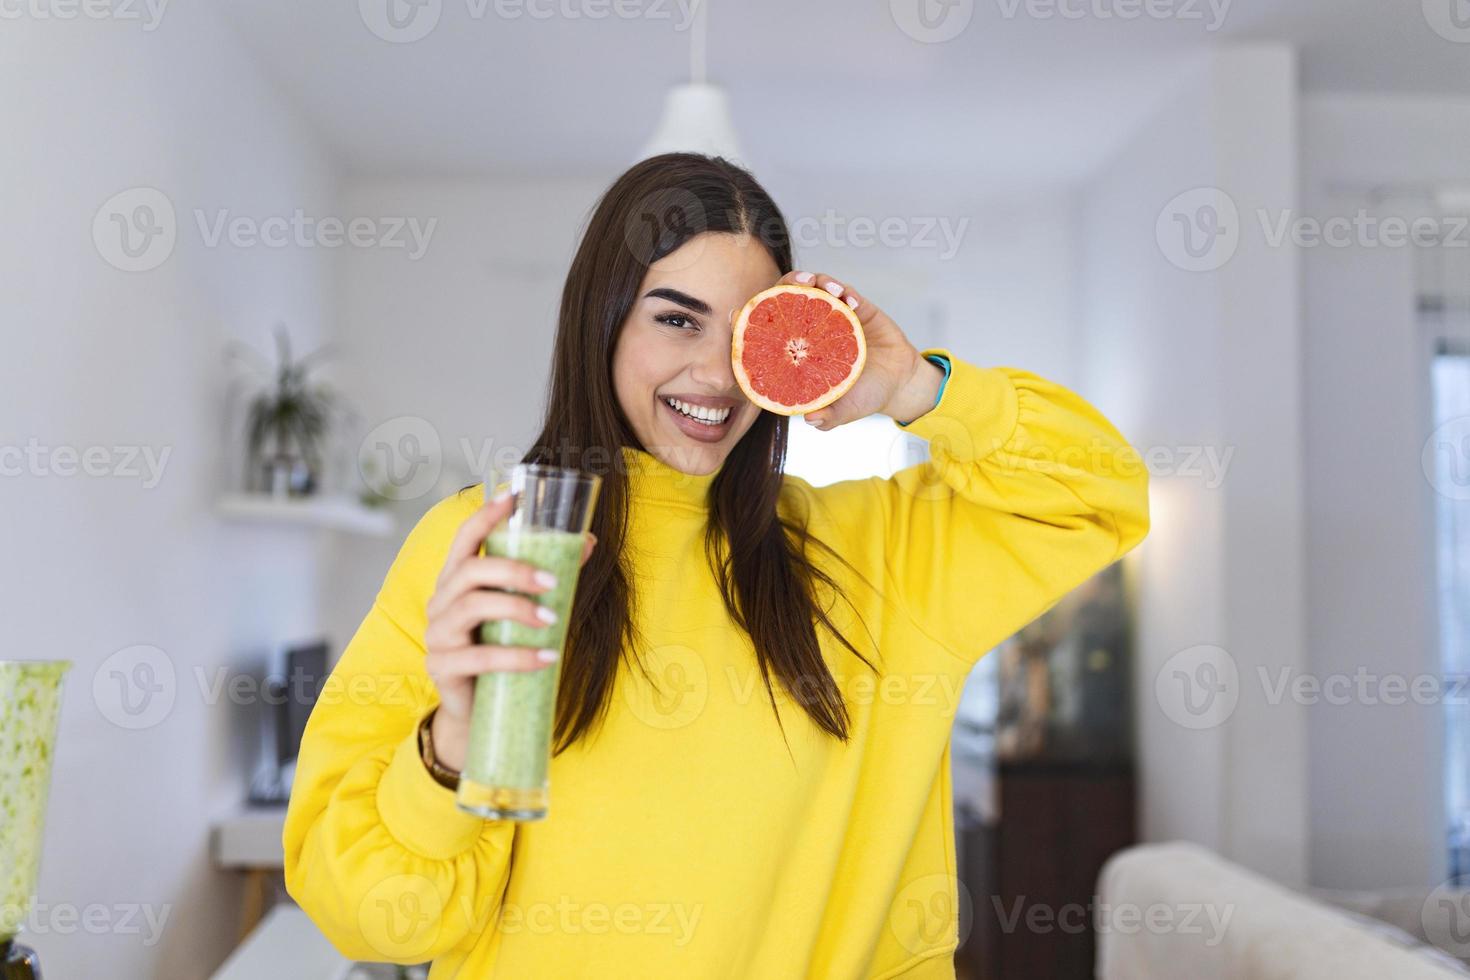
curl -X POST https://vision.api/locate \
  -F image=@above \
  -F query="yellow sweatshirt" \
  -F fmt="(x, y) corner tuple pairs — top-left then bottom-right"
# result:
(283, 348), (1150, 978)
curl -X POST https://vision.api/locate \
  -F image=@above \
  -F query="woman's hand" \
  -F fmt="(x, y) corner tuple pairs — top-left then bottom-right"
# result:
(773, 270), (945, 431)
(421, 491), (597, 772)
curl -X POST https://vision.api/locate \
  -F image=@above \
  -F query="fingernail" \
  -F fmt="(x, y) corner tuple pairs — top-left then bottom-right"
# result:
(824, 281), (844, 296)
(534, 570), (558, 589)
(845, 294), (859, 309)
(537, 649), (559, 663)
(805, 416), (821, 427)
(794, 271), (814, 283)
(491, 488), (511, 504)
(536, 606), (558, 624)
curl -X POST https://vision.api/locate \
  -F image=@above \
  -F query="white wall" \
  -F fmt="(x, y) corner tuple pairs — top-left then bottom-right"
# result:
(1298, 93), (1470, 889)
(1079, 45), (1310, 886)
(0, 9), (339, 977)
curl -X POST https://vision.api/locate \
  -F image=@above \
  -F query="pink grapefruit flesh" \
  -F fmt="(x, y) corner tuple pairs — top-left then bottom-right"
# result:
(731, 284), (867, 416)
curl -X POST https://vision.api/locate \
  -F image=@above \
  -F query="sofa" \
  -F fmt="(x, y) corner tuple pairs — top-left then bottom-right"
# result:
(1096, 842), (1470, 980)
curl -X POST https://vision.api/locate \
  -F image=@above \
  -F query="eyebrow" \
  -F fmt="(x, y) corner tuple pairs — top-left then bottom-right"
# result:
(643, 287), (712, 317)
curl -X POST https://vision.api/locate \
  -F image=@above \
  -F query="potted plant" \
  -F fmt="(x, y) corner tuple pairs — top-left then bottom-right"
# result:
(228, 325), (338, 498)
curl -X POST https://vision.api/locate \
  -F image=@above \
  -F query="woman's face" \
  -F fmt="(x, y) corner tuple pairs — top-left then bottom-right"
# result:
(612, 232), (781, 476)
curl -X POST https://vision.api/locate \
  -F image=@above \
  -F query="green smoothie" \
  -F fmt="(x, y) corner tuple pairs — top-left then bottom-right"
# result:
(0, 661), (69, 942)
(458, 526), (587, 819)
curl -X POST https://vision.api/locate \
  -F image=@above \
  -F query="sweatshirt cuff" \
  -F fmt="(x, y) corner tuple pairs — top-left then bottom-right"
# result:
(895, 353), (951, 426)
(376, 717), (487, 860)
(892, 348), (1020, 460)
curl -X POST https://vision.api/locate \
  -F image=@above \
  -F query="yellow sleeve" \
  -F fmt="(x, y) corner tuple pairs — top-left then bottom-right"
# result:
(814, 347), (1150, 669)
(282, 488), (514, 965)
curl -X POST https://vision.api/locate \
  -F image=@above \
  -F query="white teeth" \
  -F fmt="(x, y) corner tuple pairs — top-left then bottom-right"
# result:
(664, 397), (730, 424)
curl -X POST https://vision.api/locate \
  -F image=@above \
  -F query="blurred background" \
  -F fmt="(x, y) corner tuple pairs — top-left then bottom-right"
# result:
(5, 0), (1470, 976)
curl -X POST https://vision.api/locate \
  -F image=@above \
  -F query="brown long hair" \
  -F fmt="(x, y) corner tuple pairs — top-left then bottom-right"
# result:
(521, 152), (879, 756)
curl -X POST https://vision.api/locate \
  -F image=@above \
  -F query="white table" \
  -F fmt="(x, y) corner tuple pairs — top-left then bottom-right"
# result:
(209, 904), (353, 980)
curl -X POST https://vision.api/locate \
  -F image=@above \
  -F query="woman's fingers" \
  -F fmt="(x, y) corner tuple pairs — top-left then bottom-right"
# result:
(437, 489), (514, 589)
(780, 269), (868, 316)
(426, 644), (557, 679)
(429, 555), (554, 618)
(425, 589), (553, 649)
(581, 532), (597, 567)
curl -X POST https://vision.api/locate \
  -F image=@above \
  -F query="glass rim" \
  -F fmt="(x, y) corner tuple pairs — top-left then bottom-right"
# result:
(0, 659), (73, 674)
(505, 463), (602, 485)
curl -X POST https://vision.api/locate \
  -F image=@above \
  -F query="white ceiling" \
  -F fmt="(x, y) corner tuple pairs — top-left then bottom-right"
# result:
(218, 0), (1470, 189)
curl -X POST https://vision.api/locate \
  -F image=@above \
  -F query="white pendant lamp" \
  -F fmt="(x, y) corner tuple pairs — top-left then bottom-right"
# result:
(635, 0), (746, 165)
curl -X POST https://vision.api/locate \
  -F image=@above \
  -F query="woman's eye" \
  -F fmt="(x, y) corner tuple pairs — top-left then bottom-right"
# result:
(655, 313), (698, 331)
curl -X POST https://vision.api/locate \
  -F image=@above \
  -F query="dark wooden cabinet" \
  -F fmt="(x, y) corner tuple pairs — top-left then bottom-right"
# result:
(967, 762), (1135, 980)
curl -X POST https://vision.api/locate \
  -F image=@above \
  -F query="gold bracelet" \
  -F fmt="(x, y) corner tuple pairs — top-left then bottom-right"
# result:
(418, 708), (461, 791)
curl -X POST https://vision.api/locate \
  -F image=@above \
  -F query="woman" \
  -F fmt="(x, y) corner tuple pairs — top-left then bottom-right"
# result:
(283, 153), (1150, 977)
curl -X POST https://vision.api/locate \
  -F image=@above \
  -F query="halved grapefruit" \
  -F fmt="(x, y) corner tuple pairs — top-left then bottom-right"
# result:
(731, 284), (867, 416)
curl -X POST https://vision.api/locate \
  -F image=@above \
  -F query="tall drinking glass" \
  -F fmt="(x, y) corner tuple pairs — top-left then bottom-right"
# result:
(456, 463), (600, 821)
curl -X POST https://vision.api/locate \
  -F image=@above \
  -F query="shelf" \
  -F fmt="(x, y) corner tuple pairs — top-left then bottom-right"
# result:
(215, 493), (395, 537)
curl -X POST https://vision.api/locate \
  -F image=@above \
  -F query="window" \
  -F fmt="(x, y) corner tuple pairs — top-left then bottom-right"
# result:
(1430, 339), (1470, 879)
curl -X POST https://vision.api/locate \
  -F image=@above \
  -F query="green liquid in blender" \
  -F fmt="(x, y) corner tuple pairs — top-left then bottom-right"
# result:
(0, 662), (68, 943)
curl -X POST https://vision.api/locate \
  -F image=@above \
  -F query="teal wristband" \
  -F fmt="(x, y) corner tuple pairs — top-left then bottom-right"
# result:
(896, 354), (950, 427)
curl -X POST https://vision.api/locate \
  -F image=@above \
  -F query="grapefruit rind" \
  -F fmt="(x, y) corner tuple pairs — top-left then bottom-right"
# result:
(730, 283), (868, 417)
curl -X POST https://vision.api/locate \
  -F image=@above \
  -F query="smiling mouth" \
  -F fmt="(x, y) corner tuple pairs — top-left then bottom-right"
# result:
(660, 396), (734, 428)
